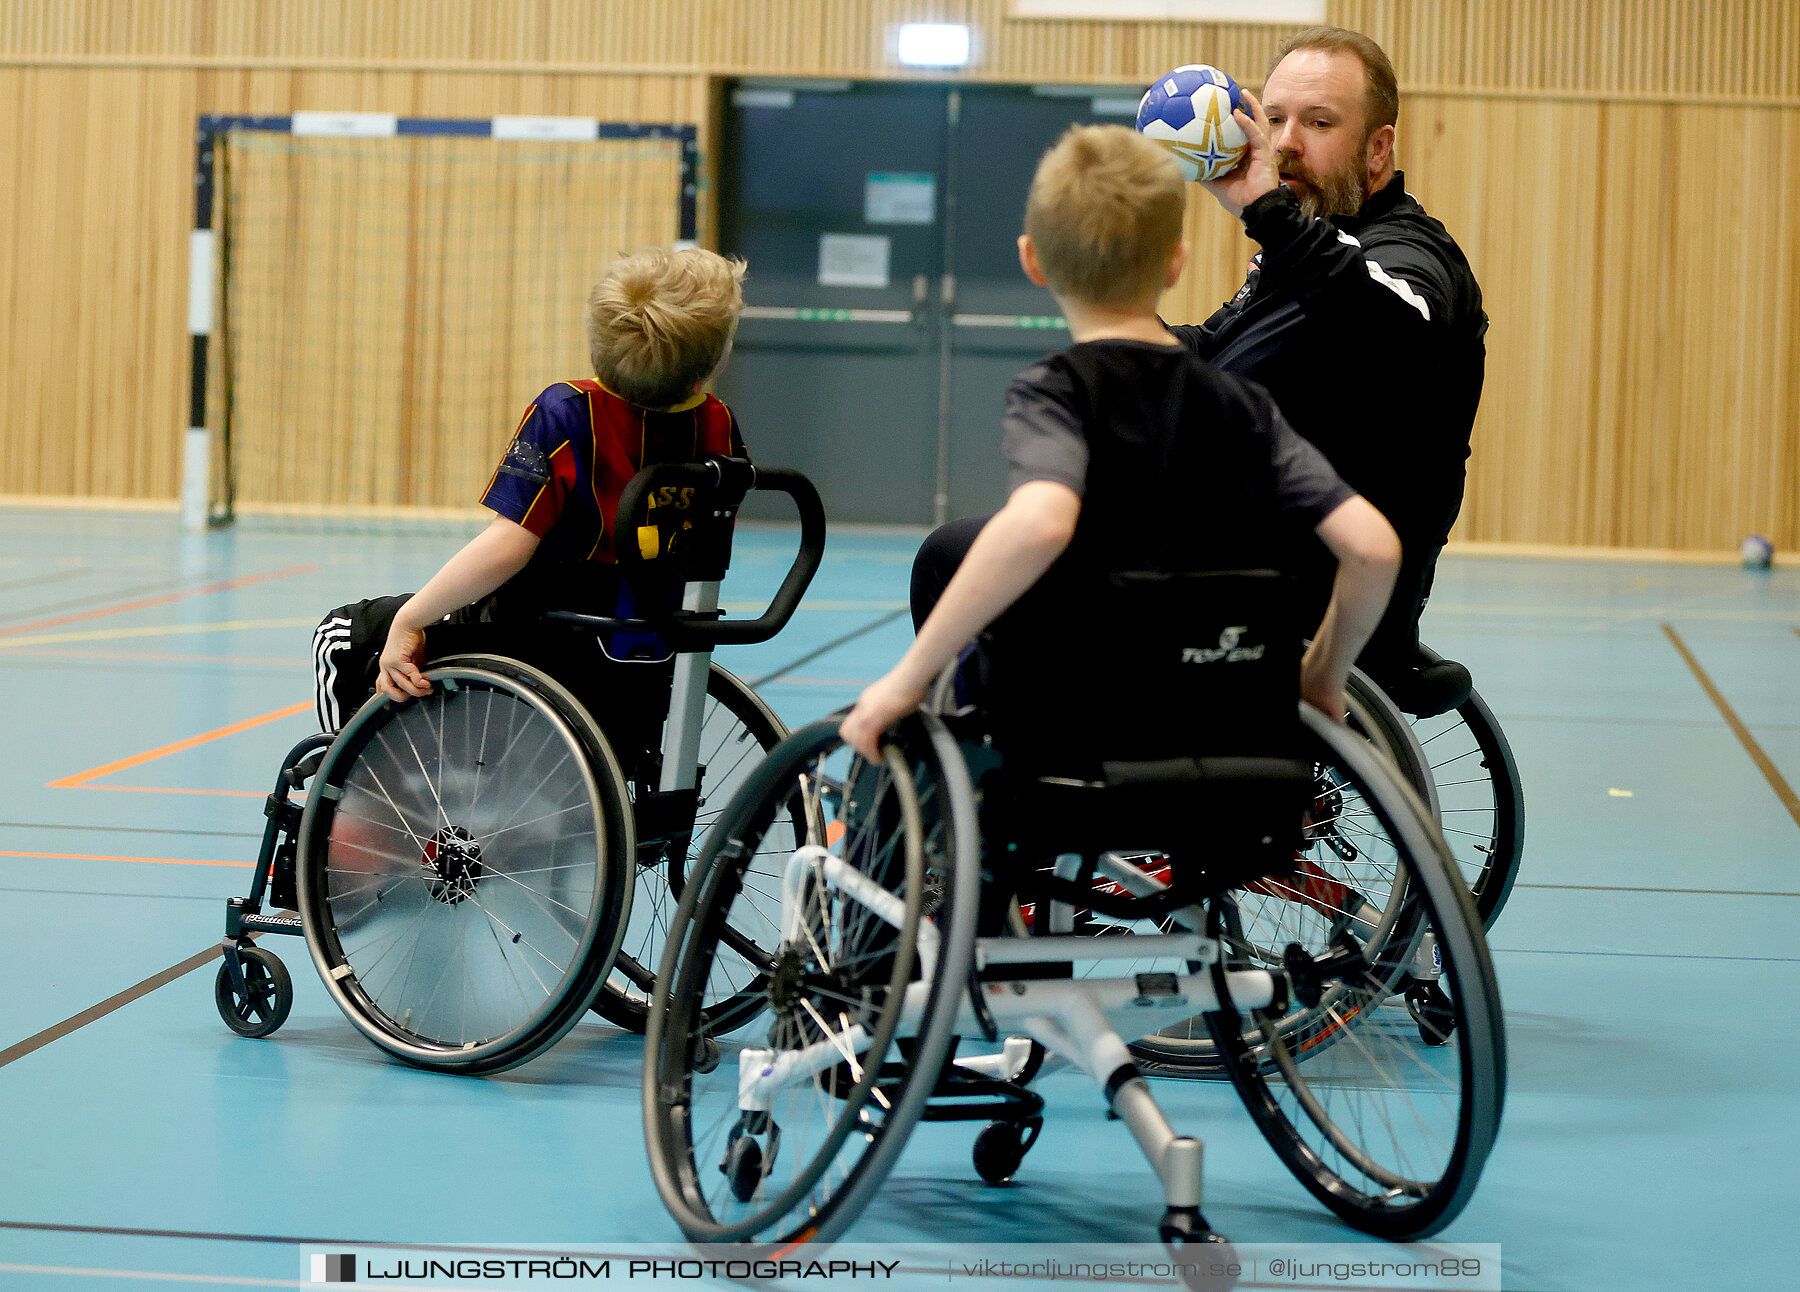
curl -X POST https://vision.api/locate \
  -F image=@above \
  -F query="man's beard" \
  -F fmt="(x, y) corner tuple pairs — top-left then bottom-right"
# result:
(1279, 145), (1370, 219)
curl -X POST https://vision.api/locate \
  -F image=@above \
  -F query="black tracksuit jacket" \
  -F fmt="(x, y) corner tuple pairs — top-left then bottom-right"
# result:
(1168, 173), (1487, 664)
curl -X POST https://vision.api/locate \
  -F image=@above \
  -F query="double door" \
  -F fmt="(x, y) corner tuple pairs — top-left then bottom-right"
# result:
(717, 80), (1138, 524)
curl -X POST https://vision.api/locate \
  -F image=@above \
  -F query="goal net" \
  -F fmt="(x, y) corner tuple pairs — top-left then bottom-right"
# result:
(205, 125), (689, 523)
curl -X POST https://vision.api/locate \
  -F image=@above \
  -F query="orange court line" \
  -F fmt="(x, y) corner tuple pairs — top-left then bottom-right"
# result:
(0, 850), (251, 868)
(47, 701), (312, 788)
(0, 562), (319, 640)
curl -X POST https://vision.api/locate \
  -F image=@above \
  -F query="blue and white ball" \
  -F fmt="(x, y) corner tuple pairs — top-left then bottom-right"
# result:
(1741, 534), (1775, 570)
(1136, 64), (1250, 183)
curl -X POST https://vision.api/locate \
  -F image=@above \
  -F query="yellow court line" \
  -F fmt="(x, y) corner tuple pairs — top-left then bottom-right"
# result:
(1, 647), (309, 666)
(1427, 603), (1800, 624)
(0, 607), (908, 647)
(0, 617), (318, 650)
(0, 850), (251, 868)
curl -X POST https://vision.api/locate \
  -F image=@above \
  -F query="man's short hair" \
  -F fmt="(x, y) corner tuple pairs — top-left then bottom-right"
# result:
(1270, 25), (1400, 136)
(586, 246), (746, 409)
(1023, 124), (1185, 308)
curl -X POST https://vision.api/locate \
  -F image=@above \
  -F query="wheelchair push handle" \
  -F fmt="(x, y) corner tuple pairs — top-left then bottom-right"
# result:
(693, 464), (825, 645)
(557, 456), (826, 650)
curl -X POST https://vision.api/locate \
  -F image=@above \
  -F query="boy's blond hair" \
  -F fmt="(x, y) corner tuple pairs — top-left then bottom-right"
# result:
(586, 246), (747, 409)
(1023, 124), (1185, 307)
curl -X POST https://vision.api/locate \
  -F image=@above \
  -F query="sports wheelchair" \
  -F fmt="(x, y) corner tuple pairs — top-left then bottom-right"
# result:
(214, 457), (825, 1074)
(1119, 640), (1523, 1073)
(642, 570), (1506, 1248)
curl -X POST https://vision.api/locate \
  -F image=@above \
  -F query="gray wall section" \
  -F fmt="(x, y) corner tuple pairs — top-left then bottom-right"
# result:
(720, 81), (1127, 525)
(719, 328), (941, 526)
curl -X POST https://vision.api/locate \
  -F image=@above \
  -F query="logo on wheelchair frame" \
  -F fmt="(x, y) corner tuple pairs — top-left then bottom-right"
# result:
(1181, 626), (1265, 665)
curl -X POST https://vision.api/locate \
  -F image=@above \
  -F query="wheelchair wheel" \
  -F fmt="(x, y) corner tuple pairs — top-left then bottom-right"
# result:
(1345, 667), (1439, 819)
(1127, 703), (1422, 1076)
(643, 713), (980, 1246)
(1407, 646), (1524, 929)
(592, 665), (792, 1034)
(295, 655), (634, 1075)
(1206, 704), (1506, 1239)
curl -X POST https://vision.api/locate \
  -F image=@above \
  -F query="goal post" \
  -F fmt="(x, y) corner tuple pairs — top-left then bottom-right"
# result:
(185, 113), (699, 529)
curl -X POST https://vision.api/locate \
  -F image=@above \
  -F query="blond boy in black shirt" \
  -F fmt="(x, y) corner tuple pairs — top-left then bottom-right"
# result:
(843, 125), (1399, 759)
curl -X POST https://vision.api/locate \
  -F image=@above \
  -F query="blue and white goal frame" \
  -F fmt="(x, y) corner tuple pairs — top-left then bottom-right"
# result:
(183, 113), (700, 528)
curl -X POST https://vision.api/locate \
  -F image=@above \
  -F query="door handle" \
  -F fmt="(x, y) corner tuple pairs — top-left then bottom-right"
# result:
(940, 273), (957, 310)
(914, 274), (929, 307)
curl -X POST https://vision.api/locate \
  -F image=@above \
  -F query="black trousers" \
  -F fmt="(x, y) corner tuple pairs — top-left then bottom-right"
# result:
(310, 594), (674, 777)
(907, 515), (1440, 687)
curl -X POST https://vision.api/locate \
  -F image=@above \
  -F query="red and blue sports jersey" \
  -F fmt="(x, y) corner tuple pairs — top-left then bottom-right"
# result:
(481, 379), (746, 566)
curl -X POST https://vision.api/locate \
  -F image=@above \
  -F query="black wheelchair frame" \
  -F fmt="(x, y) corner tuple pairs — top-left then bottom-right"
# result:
(215, 457), (826, 1073)
(640, 570), (1508, 1253)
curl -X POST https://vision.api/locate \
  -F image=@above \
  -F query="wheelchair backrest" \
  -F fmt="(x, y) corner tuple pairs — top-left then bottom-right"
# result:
(980, 567), (1311, 892)
(618, 456), (759, 590)
(543, 457), (825, 653)
(981, 568), (1303, 777)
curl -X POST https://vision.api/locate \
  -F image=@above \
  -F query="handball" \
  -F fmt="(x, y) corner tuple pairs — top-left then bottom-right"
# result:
(1136, 64), (1250, 182)
(1741, 534), (1775, 569)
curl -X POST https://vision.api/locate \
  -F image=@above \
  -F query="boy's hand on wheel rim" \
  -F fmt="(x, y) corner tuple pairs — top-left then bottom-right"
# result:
(841, 672), (928, 763)
(376, 624), (432, 699)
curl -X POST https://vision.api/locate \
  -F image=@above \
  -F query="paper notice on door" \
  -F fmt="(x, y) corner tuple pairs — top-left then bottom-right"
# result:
(865, 172), (937, 225)
(818, 234), (892, 288)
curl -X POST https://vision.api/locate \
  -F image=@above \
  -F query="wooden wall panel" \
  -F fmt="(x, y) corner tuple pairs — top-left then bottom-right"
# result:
(7, 0), (1798, 101)
(1337, 0), (1800, 101)
(0, 63), (705, 502)
(216, 133), (683, 512)
(3, 0), (1798, 552)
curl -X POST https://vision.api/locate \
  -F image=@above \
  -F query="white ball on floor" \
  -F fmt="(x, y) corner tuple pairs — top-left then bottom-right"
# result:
(1741, 534), (1774, 569)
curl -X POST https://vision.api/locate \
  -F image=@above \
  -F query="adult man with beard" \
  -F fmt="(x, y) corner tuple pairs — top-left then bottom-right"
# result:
(1173, 26), (1488, 713)
(907, 26), (1484, 715)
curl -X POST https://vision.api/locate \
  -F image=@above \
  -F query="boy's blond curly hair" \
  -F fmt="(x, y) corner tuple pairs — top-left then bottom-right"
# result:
(1024, 124), (1185, 307)
(586, 247), (747, 409)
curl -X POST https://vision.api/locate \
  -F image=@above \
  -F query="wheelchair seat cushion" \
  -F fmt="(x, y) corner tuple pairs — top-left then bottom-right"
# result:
(992, 755), (1311, 900)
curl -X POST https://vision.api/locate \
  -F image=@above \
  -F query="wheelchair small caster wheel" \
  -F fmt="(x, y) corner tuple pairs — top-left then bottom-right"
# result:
(693, 1033), (722, 1075)
(215, 945), (292, 1038)
(723, 1135), (763, 1202)
(1158, 1209), (1237, 1291)
(1405, 979), (1457, 1046)
(972, 1121), (1026, 1185)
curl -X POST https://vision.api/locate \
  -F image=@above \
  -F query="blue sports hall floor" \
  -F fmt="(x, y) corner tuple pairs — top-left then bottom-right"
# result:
(1, 505), (1796, 1292)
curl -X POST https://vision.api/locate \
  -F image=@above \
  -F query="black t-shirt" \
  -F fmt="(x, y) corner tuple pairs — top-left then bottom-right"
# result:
(1001, 338), (1353, 581)
(985, 338), (1354, 771)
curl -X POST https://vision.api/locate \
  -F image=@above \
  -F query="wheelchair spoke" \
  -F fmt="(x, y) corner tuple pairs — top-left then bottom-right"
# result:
(323, 835), (418, 869)
(472, 794), (588, 848)
(354, 763), (433, 855)
(464, 892), (579, 968)
(341, 892), (439, 982)
(467, 739), (575, 845)
(389, 718), (453, 834)
(478, 859), (591, 922)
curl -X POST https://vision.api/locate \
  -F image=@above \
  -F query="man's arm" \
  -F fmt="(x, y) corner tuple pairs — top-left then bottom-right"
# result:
(376, 517), (540, 699)
(1240, 188), (1459, 330)
(840, 481), (1080, 759)
(1193, 93), (1465, 338)
(1302, 495), (1401, 721)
